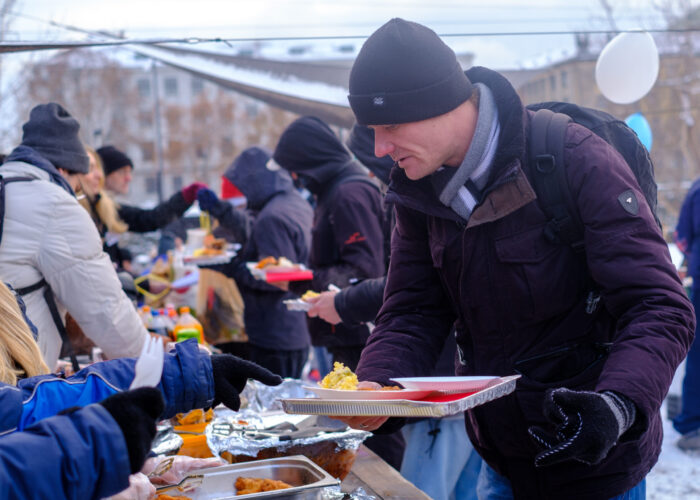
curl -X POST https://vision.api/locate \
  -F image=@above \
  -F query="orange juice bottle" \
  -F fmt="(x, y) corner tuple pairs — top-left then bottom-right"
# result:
(173, 306), (203, 343)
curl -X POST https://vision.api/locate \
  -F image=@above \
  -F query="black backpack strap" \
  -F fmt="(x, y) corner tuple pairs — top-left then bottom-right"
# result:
(529, 109), (585, 252)
(0, 175), (34, 247)
(43, 285), (81, 373)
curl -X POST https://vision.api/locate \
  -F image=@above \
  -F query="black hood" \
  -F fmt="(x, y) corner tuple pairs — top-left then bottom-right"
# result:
(273, 116), (362, 194)
(346, 123), (394, 185)
(224, 146), (294, 210)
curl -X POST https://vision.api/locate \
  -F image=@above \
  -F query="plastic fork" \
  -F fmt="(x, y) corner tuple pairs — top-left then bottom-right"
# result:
(129, 336), (164, 390)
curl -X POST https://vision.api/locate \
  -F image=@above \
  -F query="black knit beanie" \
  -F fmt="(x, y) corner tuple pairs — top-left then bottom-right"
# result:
(97, 145), (134, 176)
(20, 103), (89, 174)
(348, 18), (473, 126)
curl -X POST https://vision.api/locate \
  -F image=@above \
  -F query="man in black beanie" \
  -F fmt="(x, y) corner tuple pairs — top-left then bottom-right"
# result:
(341, 18), (693, 500)
(97, 144), (134, 196)
(0, 103), (150, 368)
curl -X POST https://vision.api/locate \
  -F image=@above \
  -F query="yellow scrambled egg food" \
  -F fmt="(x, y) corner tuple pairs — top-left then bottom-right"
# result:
(320, 362), (358, 390)
(301, 290), (320, 301)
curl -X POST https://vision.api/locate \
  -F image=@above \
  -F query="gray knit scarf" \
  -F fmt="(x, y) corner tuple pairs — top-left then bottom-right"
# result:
(435, 83), (500, 221)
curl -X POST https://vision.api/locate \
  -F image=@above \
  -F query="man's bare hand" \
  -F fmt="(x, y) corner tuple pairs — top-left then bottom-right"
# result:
(330, 381), (389, 430)
(306, 291), (341, 324)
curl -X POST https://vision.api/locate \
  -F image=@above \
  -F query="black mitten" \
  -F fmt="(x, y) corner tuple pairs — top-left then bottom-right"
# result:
(100, 387), (165, 473)
(528, 388), (636, 467)
(210, 354), (283, 410)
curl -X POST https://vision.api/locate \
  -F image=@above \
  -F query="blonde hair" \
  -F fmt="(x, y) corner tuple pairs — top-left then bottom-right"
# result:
(0, 283), (49, 384)
(79, 146), (128, 234)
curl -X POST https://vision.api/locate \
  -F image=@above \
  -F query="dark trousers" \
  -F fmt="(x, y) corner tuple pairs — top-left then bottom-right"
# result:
(248, 344), (309, 379)
(328, 345), (406, 470)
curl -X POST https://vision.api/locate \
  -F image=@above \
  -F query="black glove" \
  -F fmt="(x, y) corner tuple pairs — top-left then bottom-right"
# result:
(528, 388), (636, 467)
(100, 387), (165, 473)
(210, 354), (283, 410)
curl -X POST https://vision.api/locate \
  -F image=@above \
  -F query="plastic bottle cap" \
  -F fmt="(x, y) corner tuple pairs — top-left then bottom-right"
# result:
(180, 306), (191, 314)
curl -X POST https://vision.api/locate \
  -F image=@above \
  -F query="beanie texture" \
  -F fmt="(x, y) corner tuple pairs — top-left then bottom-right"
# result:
(348, 18), (473, 125)
(20, 103), (89, 174)
(97, 145), (134, 177)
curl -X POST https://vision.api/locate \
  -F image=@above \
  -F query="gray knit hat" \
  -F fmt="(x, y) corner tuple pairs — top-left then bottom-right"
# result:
(348, 18), (473, 125)
(21, 103), (89, 173)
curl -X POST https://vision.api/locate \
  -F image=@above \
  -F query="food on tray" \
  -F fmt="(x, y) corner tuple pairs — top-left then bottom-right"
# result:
(222, 440), (358, 481)
(174, 408), (214, 426)
(157, 495), (191, 500)
(320, 362), (358, 390)
(301, 290), (320, 301)
(254, 256), (296, 269)
(192, 234), (227, 257)
(235, 476), (292, 495)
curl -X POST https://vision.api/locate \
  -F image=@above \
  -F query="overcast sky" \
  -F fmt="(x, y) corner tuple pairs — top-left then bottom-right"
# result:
(6, 0), (692, 68)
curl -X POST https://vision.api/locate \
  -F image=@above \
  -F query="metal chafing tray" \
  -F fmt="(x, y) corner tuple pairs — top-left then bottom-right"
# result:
(280, 375), (520, 418)
(165, 455), (339, 499)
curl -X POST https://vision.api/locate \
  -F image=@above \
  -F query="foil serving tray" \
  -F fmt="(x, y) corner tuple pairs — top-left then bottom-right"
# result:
(165, 455), (339, 499)
(281, 375), (520, 418)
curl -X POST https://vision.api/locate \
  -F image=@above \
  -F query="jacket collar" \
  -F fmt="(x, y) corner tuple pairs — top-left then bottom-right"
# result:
(3, 145), (75, 196)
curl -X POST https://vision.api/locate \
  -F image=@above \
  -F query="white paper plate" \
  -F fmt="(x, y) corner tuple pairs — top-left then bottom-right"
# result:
(183, 250), (236, 266)
(283, 299), (312, 311)
(305, 386), (433, 401)
(390, 376), (498, 392)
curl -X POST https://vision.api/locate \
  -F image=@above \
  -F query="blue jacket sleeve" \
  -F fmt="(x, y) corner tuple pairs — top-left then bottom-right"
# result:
(11, 340), (214, 431)
(0, 404), (131, 500)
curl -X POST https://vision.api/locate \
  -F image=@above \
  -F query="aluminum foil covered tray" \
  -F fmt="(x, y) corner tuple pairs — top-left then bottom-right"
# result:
(164, 455), (339, 499)
(206, 380), (371, 480)
(280, 375), (520, 418)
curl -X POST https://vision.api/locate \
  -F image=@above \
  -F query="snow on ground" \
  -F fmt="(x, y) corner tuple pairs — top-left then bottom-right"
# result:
(647, 403), (700, 499)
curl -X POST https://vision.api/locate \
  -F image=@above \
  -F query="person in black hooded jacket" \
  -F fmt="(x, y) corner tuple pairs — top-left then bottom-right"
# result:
(197, 147), (312, 379)
(306, 123), (393, 327)
(273, 116), (406, 470)
(272, 116), (385, 368)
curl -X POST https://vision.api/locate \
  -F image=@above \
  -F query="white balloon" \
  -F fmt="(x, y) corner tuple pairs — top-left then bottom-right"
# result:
(595, 31), (659, 104)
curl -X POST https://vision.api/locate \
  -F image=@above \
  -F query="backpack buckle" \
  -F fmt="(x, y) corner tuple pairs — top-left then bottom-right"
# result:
(535, 154), (556, 174)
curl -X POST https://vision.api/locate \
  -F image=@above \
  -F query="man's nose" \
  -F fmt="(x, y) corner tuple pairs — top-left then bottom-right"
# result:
(374, 131), (394, 158)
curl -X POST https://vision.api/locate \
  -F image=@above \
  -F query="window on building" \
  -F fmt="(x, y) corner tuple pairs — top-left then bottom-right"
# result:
(172, 175), (183, 191)
(221, 136), (234, 157)
(245, 102), (259, 118)
(146, 176), (158, 194)
(549, 75), (556, 92)
(140, 142), (155, 162)
(195, 145), (207, 159)
(191, 78), (204, 95)
(164, 77), (178, 97)
(137, 78), (150, 98)
(561, 70), (568, 89)
(139, 111), (153, 128)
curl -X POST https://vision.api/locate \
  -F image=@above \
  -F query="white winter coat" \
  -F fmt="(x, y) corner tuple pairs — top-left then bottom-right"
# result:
(0, 160), (148, 368)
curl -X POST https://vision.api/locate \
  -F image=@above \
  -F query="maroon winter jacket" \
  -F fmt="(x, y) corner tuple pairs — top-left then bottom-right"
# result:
(356, 67), (694, 499)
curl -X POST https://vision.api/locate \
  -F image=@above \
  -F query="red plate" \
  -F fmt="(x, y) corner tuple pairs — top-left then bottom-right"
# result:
(265, 270), (313, 283)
